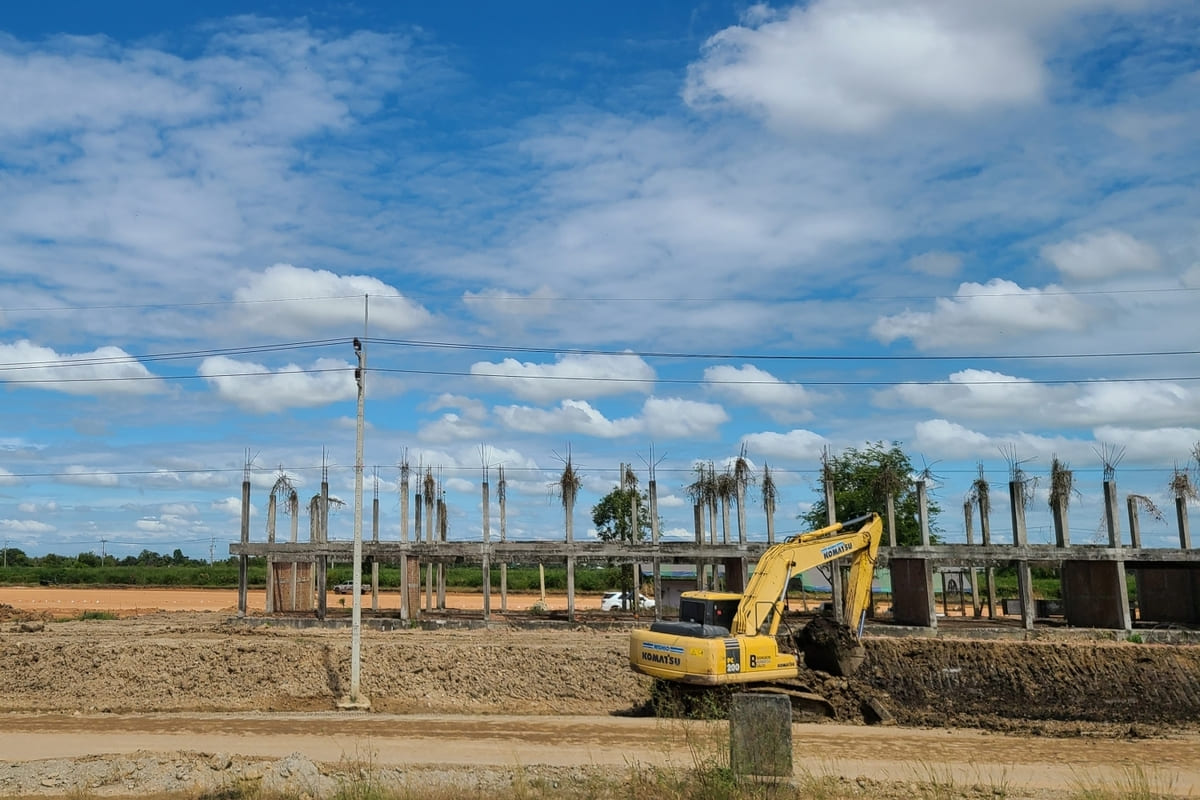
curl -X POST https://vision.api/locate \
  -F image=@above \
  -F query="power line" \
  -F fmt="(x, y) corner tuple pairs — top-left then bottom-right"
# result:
(4, 284), (1198, 314)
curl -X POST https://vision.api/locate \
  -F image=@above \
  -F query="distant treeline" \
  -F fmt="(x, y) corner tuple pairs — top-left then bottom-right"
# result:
(0, 546), (625, 591)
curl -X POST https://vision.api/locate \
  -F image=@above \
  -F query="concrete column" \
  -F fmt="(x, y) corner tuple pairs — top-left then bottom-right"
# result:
(825, 481), (844, 624)
(1178, 497), (1192, 549)
(978, 495), (996, 619)
(918, 480), (931, 546)
(566, 556), (576, 622)
(1016, 562), (1035, 630)
(500, 468), (508, 613)
(371, 494), (379, 611)
(730, 693), (792, 778)
(1051, 496), (1070, 548)
(886, 493), (897, 548)
(650, 479), (661, 621)
(963, 501), (981, 618)
(1103, 480), (1122, 547)
(1126, 497), (1142, 549)
(238, 475), (250, 617)
(482, 479), (490, 621)
(265, 493), (276, 614)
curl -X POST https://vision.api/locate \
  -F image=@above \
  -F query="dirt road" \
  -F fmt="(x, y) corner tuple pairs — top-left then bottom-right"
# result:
(1, 712), (1197, 796)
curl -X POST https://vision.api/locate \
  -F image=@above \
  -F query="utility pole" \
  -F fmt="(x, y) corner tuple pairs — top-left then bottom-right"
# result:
(99, 538), (107, 564)
(210, 536), (216, 566)
(340, 294), (370, 710)
(3, 539), (7, 569)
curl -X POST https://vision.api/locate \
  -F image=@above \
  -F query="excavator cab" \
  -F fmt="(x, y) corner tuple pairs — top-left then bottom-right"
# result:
(678, 593), (741, 630)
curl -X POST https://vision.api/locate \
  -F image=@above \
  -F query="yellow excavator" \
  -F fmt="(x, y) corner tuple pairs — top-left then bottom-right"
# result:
(630, 513), (883, 699)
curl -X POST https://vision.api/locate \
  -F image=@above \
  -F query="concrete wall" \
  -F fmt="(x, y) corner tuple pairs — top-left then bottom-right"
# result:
(1134, 566), (1200, 624)
(1062, 561), (1131, 630)
(890, 558), (935, 627)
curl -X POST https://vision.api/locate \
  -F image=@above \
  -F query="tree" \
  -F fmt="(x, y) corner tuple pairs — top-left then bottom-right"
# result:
(801, 442), (939, 546)
(592, 485), (652, 607)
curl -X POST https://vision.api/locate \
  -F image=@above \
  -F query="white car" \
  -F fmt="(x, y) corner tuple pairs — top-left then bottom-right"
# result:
(601, 591), (655, 611)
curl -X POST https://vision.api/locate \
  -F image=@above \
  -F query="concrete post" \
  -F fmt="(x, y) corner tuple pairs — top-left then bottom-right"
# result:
(730, 693), (792, 778)
(371, 492), (379, 611)
(1104, 480), (1121, 547)
(1051, 495), (1070, 548)
(917, 480), (930, 546)
(265, 493), (276, 614)
(650, 479), (662, 621)
(963, 501), (981, 618)
(566, 555), (576, 622)
(886, 493), (897, 548)
(694, 503), (704, 591)
(238, 473), (250, 618)
(1177, 497), (1192, 549)
(1127, 497), (1142, 549)
(825, 480), (844, 624)
(1010, 481), (1034, 630)
(482, 478), (490, 621)
(499, 467), (508, 613)
(978, 495), (996, 620)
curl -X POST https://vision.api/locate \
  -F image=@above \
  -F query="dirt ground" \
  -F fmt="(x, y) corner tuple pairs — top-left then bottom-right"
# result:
(1, 587), (1199, 798)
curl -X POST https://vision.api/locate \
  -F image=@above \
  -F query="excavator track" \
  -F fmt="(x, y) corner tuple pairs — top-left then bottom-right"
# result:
(649, 678), (837, 721)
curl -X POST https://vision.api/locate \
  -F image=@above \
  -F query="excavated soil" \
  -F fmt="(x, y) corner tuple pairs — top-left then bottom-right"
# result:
(2, 596), (1200, 797)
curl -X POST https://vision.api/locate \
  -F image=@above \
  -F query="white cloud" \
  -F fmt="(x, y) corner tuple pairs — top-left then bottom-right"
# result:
(0, 519), (56, 533)
(135, 518), (169, 532)
(212, 497), (251, 516)
(471, 353), (655, 403)
(1181, 263), (1200, 288)
(1041, 230), (1161, 280)
(1091, 425), (1200, 463)
(656, 493), (687, 509)
(0, 340), (161, 395)
(704, 364), (813, 422)
(884, 370), (1200, 429)
(871, 278), (1089, 348)
(161, 503), (197, 515)
(419, 413), (489, 444)
(739, 429), (829, 460)
(494, 400), (641, 438)
(444, 477), (474, 494)
(684, 1), (1044, 134)
(426, 394), (487, 420)
(641, 397), (729, 439)
(198, 355), (354, 412)
(232, 264), (431, 336)
(913, 419), (1083, 461)
(17, 501), (57, 513)
(61, 466), (119, 487)
(907, 251), (963, 277)
(0, 469), (19, 486)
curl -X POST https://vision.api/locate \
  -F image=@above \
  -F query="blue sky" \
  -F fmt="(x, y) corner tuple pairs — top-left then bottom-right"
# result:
(2, 1), (1199, 559)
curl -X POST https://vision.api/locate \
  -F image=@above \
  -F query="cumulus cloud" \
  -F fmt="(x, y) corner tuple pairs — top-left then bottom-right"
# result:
(912, 418), (1084, 461)
(212, 497), (251, 516)
(418, 413), (490, 443)
(17, 501), (57, 513)
(60, 466), (120, 487)
(884, 370), (1199, 429)
(232, 264), (432, 336)
(198, 355), (354, 412)
(161, 503), (197, 515)
(871, 278), (1089, 348)
(704, 364), (814, 422)
(684, 0), (1044, 133)
(1091, 425), (1200, 462)
(739, 428), (828, 460)
(471, 353), (655, 403)
(0, 340), (161, 395)
(1041, 230), (1161, 280)
(494, 400), (641, 438)
(0, 468), (20, 486)
(492, 396), (727, 439)
(0, 519), (56, 533)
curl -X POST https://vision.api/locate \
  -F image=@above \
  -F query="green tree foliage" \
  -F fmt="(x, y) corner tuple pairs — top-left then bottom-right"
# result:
(591, 486), (652, 544)
(801, 441), (940, 546)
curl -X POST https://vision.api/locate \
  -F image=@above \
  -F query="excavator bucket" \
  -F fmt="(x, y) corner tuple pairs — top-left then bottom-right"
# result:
(796, 616), (866, 677)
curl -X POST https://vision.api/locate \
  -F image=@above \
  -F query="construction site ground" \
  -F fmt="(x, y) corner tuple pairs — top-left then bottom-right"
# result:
(1, 586), (1199, 798)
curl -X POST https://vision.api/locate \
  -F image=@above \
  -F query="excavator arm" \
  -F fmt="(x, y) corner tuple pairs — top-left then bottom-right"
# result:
(630, 513), (883, 685)
(729, 512), (883, 639)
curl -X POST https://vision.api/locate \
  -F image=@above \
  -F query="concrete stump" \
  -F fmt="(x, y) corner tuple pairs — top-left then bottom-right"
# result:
(729, 693), (792, 778)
